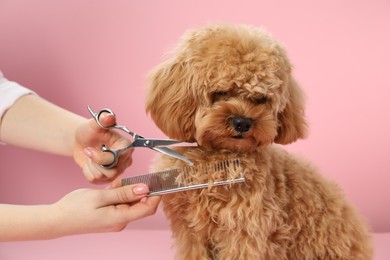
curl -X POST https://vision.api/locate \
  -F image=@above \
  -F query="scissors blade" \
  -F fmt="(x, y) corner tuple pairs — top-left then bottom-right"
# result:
(132, 138), (183, 148)
(152, 146), (194, 165)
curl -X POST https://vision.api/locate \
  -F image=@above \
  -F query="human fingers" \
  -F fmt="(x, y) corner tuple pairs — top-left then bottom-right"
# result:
(101, 184), (150, 205)
(82, 160), (122, 184)
(83, 147), (133, 183)
(107, 181), (160, 206)
(88, 112), (116, 131)
(120, 195), (161, 221)
(83, 147), (116, 167)
(97, 112), (116, 128)
(108, 178), (122, 189)
(82, 162), (111, 183)
(144, 195), (161, 209)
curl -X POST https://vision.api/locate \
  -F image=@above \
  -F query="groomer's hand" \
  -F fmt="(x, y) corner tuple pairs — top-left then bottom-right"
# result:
(73, 113), (133, 183)
(51, 184), (161, 237)
(0, 183), (161, 241)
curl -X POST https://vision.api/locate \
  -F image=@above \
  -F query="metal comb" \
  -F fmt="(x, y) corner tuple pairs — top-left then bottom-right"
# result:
(121, 159), (245, 196)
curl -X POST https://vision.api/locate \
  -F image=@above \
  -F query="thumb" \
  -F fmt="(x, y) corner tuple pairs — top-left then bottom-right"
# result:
(97, 112), (117, 128)
(102, 184), (150, 205)
(87, 112), (116, 132)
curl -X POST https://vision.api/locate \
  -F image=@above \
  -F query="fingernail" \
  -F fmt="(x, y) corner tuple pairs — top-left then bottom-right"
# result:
(100, 113), (109, 119)
(84, 148), (93, 158)
(133, 184), (149, 195)
(101, 113), (114, 120)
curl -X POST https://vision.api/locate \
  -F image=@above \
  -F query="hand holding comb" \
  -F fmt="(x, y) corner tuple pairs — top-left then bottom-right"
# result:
(121, 159), (245, 196)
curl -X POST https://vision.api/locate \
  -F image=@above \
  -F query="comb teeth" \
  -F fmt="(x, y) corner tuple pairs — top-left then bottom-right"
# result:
(121, 159), (244, 196)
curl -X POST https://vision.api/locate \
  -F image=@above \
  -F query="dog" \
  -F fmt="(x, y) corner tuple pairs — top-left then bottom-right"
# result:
(145, 24), (373, 260)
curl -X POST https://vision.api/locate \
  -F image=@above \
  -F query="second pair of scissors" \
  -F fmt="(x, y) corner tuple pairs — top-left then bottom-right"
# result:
(87, 106), (194, 168)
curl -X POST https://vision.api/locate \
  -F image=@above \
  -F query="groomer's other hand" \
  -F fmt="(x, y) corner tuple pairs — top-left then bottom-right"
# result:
(73, 112), (133, 183)
(52, 184), (161, 237)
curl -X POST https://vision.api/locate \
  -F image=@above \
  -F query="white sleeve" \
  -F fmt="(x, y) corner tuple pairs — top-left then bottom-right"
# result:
(0, 71), (36, 120)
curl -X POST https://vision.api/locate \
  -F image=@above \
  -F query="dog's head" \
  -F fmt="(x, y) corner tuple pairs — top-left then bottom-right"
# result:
(146, 24), (307, 153)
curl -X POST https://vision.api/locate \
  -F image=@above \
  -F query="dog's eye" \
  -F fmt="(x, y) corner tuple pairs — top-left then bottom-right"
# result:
(252, 96), (268, 105)
(212, 91), (229, 103)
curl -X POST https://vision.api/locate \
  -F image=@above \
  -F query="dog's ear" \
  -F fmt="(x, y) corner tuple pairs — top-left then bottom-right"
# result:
(274, 78), (308, 144)
(145, 59), (197, 142)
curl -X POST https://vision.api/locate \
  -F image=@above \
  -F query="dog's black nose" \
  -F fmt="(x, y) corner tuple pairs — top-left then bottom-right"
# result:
(230, 116), (253, 133)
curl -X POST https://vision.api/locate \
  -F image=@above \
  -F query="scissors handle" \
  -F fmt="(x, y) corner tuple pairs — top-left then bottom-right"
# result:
(100, 145), (119, 168)
(87, 106), (139, 138)
(87, 106), (195, 167)
(100, 144), (134, 169)
(87, 106), (116, 128)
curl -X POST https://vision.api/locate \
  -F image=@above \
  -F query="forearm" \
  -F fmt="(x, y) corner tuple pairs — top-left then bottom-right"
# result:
(0, 203), (60, 241)
(0, 185), (159, 241)
(0, 94), (85, 156)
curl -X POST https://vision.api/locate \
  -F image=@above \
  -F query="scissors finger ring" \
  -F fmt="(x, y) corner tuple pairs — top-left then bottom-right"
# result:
(87, 106), (116, 129)
(100, 145), (121, 168)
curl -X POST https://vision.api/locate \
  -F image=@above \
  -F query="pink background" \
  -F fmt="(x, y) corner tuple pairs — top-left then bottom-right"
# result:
(0, 0), (389, 259)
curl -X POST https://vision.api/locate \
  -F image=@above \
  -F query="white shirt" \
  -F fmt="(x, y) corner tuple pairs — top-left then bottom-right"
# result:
(0, 70), (35, 120)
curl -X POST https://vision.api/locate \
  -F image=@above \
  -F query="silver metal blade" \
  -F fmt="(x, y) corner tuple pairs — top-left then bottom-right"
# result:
(152, 146), (194, 165)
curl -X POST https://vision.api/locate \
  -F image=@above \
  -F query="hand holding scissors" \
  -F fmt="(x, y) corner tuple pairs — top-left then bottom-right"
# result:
(87, 106), (194, 168)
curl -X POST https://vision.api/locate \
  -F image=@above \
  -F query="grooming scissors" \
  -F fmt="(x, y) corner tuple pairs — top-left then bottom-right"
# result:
(87, 106), (194, 168)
